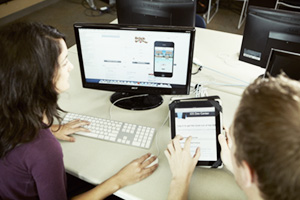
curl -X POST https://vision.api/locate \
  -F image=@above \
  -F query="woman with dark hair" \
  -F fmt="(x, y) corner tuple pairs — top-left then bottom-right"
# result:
(0, 22), (158, 200)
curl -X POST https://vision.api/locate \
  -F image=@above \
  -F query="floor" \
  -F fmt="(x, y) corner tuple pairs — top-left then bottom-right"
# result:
(0, 0), (45, 19)
(0, 0), (247, 48)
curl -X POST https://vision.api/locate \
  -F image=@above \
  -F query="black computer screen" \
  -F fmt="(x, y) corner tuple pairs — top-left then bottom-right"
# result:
(265, 49), (300, 81)
(239, 6), (300, 68)
(73, 23), (195, 110)
(116, 0), (196, 27)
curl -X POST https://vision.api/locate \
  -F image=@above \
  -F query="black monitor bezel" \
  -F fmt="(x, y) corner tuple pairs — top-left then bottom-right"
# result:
(264, 49), (300, 79)
(73, 23), (195, 96)
(116, 0), (197, 27)
(239, 6), (300, 68)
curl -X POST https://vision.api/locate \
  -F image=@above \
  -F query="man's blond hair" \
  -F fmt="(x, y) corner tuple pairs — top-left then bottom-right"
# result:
(233, 74), (300, 200)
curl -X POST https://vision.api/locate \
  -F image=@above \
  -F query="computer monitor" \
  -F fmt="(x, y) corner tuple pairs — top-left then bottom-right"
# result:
(264, 49), (300, 80)
(115, 0), (196, 27)
(239, 6), (300, 68)
(73, 23), (195, 110)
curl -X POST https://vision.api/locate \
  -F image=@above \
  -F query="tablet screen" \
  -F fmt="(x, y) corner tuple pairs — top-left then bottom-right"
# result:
(175, 107), (218, 161)
(170, 100), (222, 166)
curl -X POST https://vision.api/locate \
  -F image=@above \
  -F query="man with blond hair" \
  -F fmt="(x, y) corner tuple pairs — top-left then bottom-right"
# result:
(165, 74), (300, 200)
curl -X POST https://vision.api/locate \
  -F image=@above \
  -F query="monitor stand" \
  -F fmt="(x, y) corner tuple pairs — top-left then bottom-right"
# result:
(110, 92), (163, 110)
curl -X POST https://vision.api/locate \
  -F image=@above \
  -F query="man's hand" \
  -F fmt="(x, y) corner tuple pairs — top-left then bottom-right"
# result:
(218, 127), (233, 173)
(164, 135), (200, 200)
(165, 135), (200, 180)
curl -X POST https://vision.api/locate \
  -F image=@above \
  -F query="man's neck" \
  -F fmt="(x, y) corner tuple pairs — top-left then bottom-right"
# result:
(245, 185), (264, 200)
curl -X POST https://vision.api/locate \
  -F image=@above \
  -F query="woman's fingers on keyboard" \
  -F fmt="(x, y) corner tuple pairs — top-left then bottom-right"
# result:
(75, 126), (91, 132)
(70, 119), (90, 128)
(61, 119), (91, 133)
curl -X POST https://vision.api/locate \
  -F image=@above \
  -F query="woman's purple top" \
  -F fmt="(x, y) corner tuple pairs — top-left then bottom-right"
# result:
(0, 128), (67, 200)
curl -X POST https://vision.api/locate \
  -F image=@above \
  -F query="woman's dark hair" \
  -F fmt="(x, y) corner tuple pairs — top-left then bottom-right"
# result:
(0, 22), (66, 158)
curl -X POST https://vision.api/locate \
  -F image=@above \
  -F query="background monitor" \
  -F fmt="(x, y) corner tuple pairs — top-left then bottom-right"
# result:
(264, 49), (300, 81)
(74, 23), (195, 110)
(116, 0), (196, 27)
(239, 6), (300, 68)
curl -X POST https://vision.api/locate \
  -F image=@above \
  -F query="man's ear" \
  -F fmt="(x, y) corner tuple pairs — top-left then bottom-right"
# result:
(240, 160), (256, 188)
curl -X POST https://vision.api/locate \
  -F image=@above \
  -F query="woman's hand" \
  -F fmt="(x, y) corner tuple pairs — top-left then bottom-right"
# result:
(51, 119), (90, 142)
(113, 153), (158, 188)
(72, 153), (158, 200)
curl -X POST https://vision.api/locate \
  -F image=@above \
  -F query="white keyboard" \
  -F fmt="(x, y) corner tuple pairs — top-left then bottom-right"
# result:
(62, 112), (156, 149)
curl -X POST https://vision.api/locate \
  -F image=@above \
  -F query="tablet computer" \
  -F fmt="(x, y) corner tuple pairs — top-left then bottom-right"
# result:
(169, 96), (222, 167)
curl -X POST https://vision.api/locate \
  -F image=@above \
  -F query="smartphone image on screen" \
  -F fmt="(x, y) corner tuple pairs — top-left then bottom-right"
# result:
(154, 41), (174, 77)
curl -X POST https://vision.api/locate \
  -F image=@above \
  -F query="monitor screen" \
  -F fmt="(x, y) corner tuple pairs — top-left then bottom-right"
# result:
(264, 49), (300, 81)
(239, 6), (300, 68)
(73, 23), (195, 110)
(116, 0), (196, 27)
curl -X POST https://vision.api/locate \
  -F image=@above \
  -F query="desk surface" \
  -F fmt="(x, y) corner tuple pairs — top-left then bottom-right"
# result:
(58, 27), (265, 200)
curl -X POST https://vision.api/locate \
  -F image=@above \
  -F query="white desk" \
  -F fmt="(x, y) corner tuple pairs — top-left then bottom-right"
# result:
(58, 28), (265, 200)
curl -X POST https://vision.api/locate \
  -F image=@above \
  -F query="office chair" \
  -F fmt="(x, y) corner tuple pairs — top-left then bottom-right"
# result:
(238, 0), (249, 29)
(195, 15), (207, 28)
(86, 0), (97, 10)
(275, 0), (300, 10)
(202, 0), (219, 24)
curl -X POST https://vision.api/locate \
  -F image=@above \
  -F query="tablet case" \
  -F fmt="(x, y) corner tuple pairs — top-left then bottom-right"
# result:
(169, 95), (222, 168)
